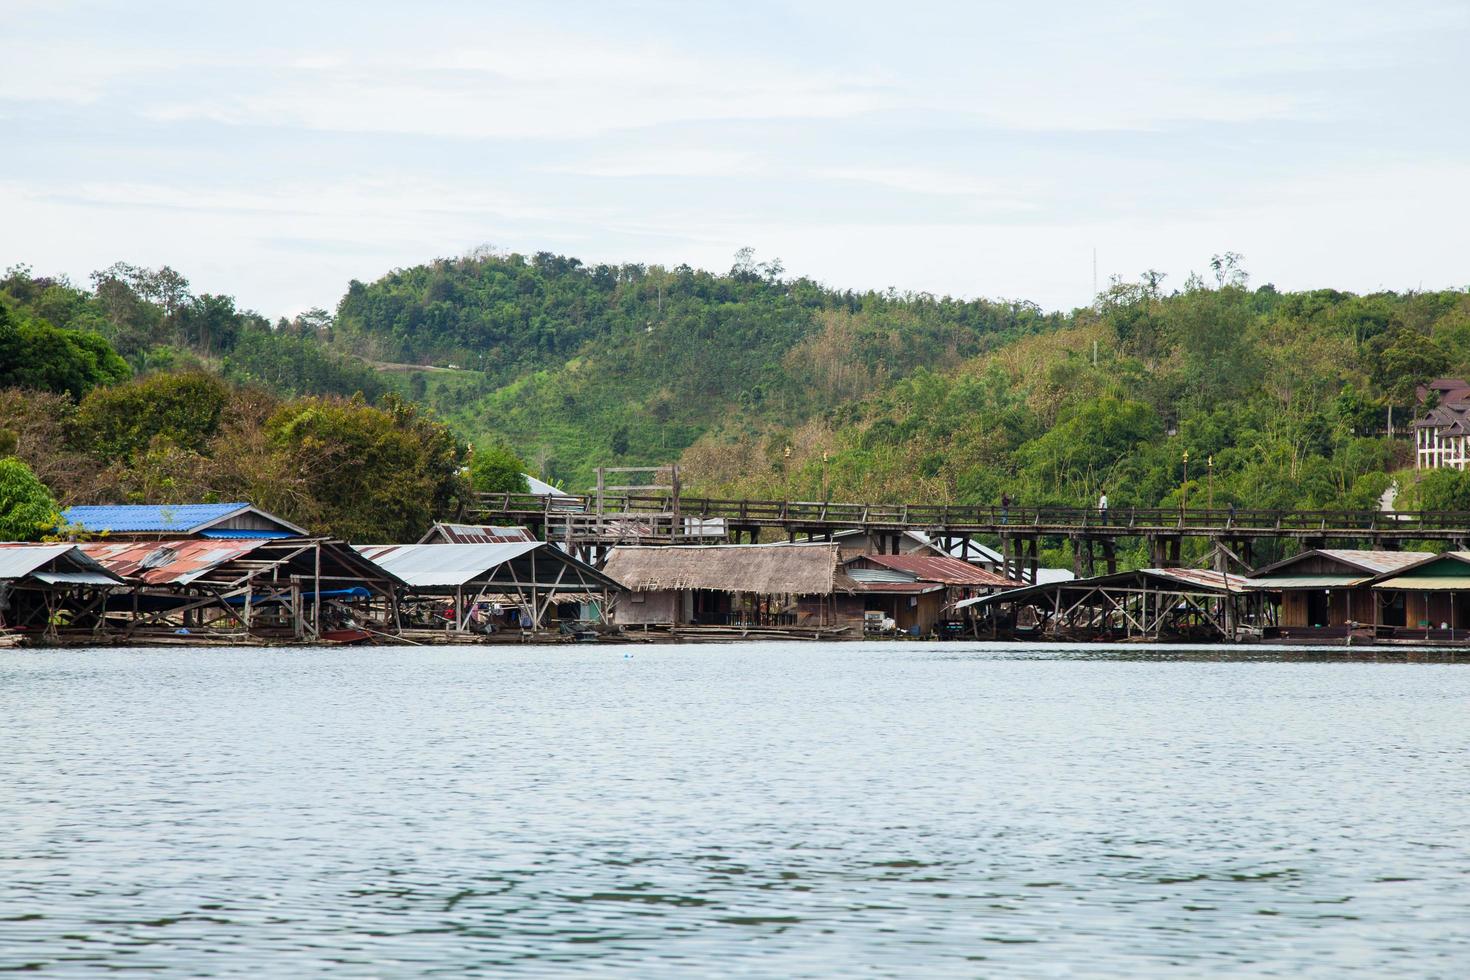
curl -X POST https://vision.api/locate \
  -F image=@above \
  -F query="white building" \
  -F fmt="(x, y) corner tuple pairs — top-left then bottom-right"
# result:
(1412, 380), (1470, 471)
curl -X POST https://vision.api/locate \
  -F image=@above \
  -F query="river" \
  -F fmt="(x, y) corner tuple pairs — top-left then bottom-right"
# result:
(3, 643), (1468, 976)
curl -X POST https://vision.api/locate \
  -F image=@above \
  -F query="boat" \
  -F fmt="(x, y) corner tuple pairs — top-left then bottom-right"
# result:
(320, 628), (373, 645)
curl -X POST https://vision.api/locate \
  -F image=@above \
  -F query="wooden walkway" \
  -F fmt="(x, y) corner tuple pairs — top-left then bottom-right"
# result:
(470, 491), (1470, 547)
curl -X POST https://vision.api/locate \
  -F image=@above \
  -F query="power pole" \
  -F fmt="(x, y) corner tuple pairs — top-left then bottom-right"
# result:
(1092, 247), (1098, 308)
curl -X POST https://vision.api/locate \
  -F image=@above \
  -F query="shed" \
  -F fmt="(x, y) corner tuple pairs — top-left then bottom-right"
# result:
(602, 541), (843, 627)
(966, 567), (1256, 640)
(355, 542), (621, 630)
(79, 537), (402, 641)
(0, 544), (124, 634)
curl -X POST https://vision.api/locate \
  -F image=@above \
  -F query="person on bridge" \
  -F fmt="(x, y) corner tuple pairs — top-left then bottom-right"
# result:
(1098, 489), (1109, 518)
(1001, 492), (1011, 525)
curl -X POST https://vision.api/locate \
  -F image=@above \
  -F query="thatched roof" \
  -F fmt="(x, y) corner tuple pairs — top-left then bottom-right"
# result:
(602, 542), (841, 595)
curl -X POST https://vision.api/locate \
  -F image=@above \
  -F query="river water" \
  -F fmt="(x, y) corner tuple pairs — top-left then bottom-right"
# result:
(3, 643), (1469, 977)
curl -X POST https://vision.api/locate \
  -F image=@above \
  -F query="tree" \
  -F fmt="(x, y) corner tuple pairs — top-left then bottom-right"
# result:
(265, 395), (466, 541)
(0, 457), (58, 541)
(179, 294), (242, 357)
(1375, 327), (1449, 407)
(610, 426), (631, 456)
(469, 443), (530, 493)
(1418, 468), (1470, 512)
(71, 372), (230, 462)
(0, 304), (130, 399)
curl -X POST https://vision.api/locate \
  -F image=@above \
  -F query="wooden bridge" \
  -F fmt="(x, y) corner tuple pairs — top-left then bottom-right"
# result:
(468, 488), (1470, 579)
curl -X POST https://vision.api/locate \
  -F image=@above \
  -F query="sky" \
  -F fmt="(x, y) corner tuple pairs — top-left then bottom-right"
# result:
(3, 0), (1468, 318)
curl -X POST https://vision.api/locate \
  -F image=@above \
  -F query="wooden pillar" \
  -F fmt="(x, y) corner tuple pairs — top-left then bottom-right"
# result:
(1213, 541), (1236, 639)
(312, 542), (322, 639)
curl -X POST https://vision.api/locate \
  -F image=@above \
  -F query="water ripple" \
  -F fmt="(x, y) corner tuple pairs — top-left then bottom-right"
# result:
(3, 643), (1470, 976)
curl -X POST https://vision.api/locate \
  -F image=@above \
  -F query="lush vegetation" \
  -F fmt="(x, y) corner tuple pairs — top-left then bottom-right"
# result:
(0, 456), (58, 541)
(335, 249), (1061, 489)
(1, 264), (381, 402)
(3, 248), (1468, 552)
(674, 259), (1470, 566)
(0, 302), (129, 399)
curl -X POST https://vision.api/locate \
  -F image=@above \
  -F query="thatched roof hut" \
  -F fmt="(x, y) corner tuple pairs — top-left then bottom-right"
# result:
(602, 542), (842, 596)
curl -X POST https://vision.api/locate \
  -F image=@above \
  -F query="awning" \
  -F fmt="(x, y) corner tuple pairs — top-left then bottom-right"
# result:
(1244, 575), (1368, 589)
(1373, 576), (1470, 591)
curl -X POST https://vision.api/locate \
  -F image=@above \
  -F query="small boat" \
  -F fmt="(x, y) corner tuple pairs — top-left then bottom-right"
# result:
(320, 628), (373, 645)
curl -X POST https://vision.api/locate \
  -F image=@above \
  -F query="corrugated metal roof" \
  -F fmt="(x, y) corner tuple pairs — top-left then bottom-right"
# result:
(0, 544), (75, 579)
(525, 474), (573, 497)
(1374, 575), (1470, 591)
(912, 532), (1004, 564)
(62, 503), (303, 536)
(848, 581), (944, 594)
(0, 543), (124, 584)
(199, 528), (293, 540)
(1246, 574), (1368, 589)
(355, 542), (543, 587)
(1144, 568), (1254, 592)
(1315, 549), (1433, 574)
(846, 567), (919, 584)
(33, 571), (121, 586)
(1256, 549), (1435, 577)
(417, 523), (538, 545)
(965, 566), (1251, 607)
(859, 553), (1022, 587)
(79, 539), (265, 585)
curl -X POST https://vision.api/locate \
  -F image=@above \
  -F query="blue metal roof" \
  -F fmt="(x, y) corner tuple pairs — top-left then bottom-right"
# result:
(199, 528), (292, 540)
(63, 503), (256, 534)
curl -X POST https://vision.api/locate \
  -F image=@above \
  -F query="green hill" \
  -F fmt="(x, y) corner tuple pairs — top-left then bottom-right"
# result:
(6, 251), (1470, 548)
(332, 250), (1063, 490)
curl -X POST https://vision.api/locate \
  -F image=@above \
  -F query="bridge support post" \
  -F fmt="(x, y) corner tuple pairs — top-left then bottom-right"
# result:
(1212, 539), (1238, 639)
(1072, 535), (1095, 578)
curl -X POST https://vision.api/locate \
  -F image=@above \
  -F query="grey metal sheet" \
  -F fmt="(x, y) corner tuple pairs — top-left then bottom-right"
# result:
(33, 571), (122, 586)
(0, 545), (73, 579)
(354, 542), (544, 587)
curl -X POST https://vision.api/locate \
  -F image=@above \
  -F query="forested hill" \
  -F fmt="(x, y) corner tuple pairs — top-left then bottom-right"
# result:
(6, 250), (1470, 551)
(332, 250), (1063, 487)
(679, 262), (1470, 533)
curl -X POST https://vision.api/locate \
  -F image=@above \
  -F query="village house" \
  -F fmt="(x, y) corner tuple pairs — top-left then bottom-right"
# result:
(1411, 378), (1470, 470)
(602, 541), (847, 629)
(1245, 549), (1432, 638)
(1368, 551), (1470, 640)
(839, 553), (1021, 634)
(601, 541), (1023, 636)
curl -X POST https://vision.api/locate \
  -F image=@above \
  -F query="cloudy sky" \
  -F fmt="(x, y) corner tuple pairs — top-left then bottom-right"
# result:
(3, 0), (1467, 317)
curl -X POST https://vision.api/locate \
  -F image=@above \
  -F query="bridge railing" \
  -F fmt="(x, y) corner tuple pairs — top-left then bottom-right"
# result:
(471, 492), (1470, 533)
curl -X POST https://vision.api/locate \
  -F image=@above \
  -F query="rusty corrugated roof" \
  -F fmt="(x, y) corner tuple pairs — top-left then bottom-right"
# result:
(1145, 567), (1254, 593)
(857, 553), (1023, 587)
(78, 539), (265, 585)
